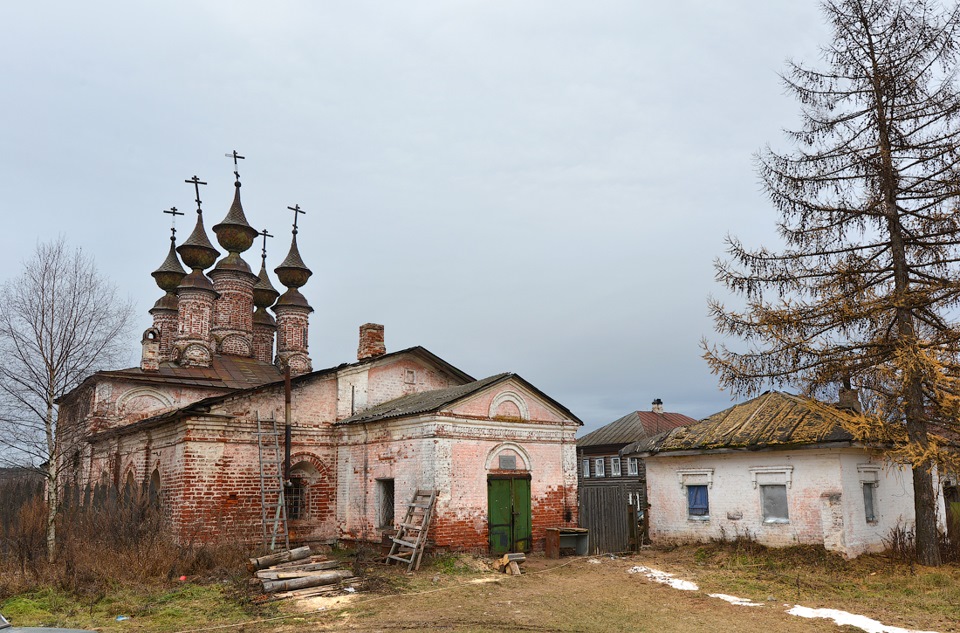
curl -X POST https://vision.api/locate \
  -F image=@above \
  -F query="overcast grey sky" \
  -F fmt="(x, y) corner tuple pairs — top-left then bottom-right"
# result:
(0, 1), (830, 435)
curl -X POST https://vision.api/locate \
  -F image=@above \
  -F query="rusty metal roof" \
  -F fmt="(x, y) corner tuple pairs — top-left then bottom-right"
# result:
(99, 354), (283, 390)
(577, 410), (697, 448)
(336, 372), (584, 426)
(622, 391), (860, 456)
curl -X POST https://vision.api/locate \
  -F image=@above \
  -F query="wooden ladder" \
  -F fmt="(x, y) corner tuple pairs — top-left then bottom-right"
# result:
(385, 489), (437, 571)
(256, 412), (290, 552)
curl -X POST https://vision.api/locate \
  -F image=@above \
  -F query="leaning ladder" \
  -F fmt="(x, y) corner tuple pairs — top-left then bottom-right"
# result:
(256, 412), (290, 551)
(385, 489), (438, 572)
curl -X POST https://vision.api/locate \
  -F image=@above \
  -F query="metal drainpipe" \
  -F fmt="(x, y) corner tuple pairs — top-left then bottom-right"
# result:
(284, 365), (292, 481)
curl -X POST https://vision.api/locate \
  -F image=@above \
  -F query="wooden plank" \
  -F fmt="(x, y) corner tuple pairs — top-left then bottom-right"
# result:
(265, 560), (339, 573)
(261, 570), (353, 593)
(256, 566), (345, 580)
(247, 546), (311, 572)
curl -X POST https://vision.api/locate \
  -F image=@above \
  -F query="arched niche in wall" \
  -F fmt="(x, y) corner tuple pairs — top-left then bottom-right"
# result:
(287, 455), (327, 521)
(148, 468), (161, 506)
(116, 387), (173, 417)
(485, 442), (532, 472)
(488, 391), (530, 421)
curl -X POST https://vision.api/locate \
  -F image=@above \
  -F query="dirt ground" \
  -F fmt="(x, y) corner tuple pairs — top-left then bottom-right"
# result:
(273, 549), (947, 633)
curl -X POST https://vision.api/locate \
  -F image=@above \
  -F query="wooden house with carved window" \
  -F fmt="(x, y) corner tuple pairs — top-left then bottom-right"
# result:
(576, 400), (696, 553)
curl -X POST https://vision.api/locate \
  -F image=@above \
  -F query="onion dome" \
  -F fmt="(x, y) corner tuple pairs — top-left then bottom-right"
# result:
(177, 215), (220, 271)
(213, 182), (259, 254)
(274, 234), (312, 289)
(151, 292), (179, 312)
(254, 261), (280, 309)
(177, 268), (217, 292)
(151, 238), (187, 292)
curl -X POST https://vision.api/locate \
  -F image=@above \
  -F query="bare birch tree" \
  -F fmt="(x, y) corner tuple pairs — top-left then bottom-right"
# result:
(0, 237), (133, 562)
(703, 0), (960, 566)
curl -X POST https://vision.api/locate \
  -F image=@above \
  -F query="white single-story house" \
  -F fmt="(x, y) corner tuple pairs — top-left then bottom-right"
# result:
(622, 390), (950, 558)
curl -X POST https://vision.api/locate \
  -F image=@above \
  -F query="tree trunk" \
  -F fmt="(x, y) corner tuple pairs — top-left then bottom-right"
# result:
(45, 395), (58, 563)
(912, 461), (942, 566)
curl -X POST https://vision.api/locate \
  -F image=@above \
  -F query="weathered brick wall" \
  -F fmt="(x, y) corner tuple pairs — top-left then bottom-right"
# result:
(176, 287), (216, 366)
(210, 270), (256, 357)
(252, 322), (276, 364)
(150, 309), (179, 361)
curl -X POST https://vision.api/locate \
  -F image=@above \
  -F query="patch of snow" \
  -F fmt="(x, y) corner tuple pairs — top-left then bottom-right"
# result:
(787, 605), (939, 633)
(626, 565), (699, 591)
(587, 558), (602, 564)
(709, 593), (764, 607)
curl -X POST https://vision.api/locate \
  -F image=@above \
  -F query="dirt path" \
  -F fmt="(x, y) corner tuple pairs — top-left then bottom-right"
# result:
(292, 556), (846, 632)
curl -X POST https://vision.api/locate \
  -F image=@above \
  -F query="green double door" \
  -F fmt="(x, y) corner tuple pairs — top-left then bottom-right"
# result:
(488, 476), (532, 554)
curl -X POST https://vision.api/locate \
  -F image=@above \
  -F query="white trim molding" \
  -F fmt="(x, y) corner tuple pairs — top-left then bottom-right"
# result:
(749, 466), (794, 489)
(488, 390), (530, 421)
(484, 442), (532, 471)
(677, 468), (714, 489)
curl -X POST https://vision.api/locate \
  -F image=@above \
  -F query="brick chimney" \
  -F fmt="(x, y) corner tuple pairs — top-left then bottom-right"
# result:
(651, 398), (664, 414)
(838, 387), (862, 413)
(358, 323), (386, 360)
(141, 328), (161, 372)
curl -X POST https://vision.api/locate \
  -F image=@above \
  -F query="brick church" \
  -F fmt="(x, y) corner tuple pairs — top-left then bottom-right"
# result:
(58, 169), (581, 553)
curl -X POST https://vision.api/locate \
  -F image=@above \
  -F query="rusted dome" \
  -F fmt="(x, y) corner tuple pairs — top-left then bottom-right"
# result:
(253, 261), (280, 308)
(151, 238), (187, 292)
(273, 287), (313, 312)
(177, 215), (220, 271)
(150, 292), (179, 312)
(213, 182), (259, 254)
(274, 234), (312, 289)
(176, 268), (218, 294)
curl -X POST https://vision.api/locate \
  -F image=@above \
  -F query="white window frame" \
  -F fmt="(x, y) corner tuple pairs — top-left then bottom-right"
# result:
(627, 457), (639, 476)
(611, 457), (622, 477)
(749, 466), (792, 524)
(582, 459), (590, 478)
(594, 458), (605, 477)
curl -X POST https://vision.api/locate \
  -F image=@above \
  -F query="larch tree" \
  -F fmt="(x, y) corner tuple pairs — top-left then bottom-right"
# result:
(0, 237), (133, 562)
(703, 0), (960, 567)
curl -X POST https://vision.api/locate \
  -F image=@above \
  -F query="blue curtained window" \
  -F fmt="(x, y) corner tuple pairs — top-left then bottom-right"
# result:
(687, 485), (709, 517)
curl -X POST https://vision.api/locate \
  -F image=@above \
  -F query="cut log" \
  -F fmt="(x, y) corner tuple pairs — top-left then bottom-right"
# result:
(247, 546), (311, 572)
(508, 561), (521, 575)
(261, 569), (353, 593)
(497, 552), (526, 571)
(258, 569), (348, 580)
(255, 561), (341, 578)
(273, 555), (330, 569)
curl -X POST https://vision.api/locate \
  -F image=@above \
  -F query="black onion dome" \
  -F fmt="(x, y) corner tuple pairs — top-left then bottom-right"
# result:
(213, 182), (259, 253)
(150, 292), (179, 312)
(151, 239), (187, 292)
(177, 215), (220, 270)
(176, 269), (218, 294)
(253, 262), (280, 308)
(273, 287), (313, 312)
(274, 234), (312, 289)
(212, 251), (254, 276)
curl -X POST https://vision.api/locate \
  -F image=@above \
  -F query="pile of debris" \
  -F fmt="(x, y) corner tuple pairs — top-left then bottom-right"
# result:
(247, 546), (363, 601)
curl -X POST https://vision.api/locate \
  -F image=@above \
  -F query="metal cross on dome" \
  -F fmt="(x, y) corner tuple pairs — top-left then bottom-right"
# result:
(185, 175), (207, 215)
(163, 206), (184, 239)
(259, 228), (274, 264)
(225, 150), (245, 182)
(287, 204), (305, 234)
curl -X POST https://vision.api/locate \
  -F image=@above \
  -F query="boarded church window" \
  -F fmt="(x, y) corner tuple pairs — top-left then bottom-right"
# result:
(286, 477), (305, 520)
(687, 485), (709, 518)
(377, 479), (395, 528)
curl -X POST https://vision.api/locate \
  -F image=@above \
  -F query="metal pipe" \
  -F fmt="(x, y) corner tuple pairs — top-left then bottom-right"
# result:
(284, 365), (292, 481)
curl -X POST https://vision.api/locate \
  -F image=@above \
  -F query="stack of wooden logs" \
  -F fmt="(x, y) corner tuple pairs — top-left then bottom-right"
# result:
(247, 546), (363, 600)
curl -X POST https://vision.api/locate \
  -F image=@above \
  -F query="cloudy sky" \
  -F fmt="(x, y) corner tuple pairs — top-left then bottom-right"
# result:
(0, 1), (831, 435)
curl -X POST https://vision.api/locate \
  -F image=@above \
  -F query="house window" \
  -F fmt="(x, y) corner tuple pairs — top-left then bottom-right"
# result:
(611, 457), (622, 477)
(404, 369), (416, 384)
(760, 485), (789, 523)
(862, 483), (877, 523)
(582, 459), (590, 478)
(858, 464), (881, 524)
(286, 477), (305, 520)
(627, 457), (639, 476)
(377, 479), (395, 528)
(687, 484), (709, 519)
(594, 458), (605, 477)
